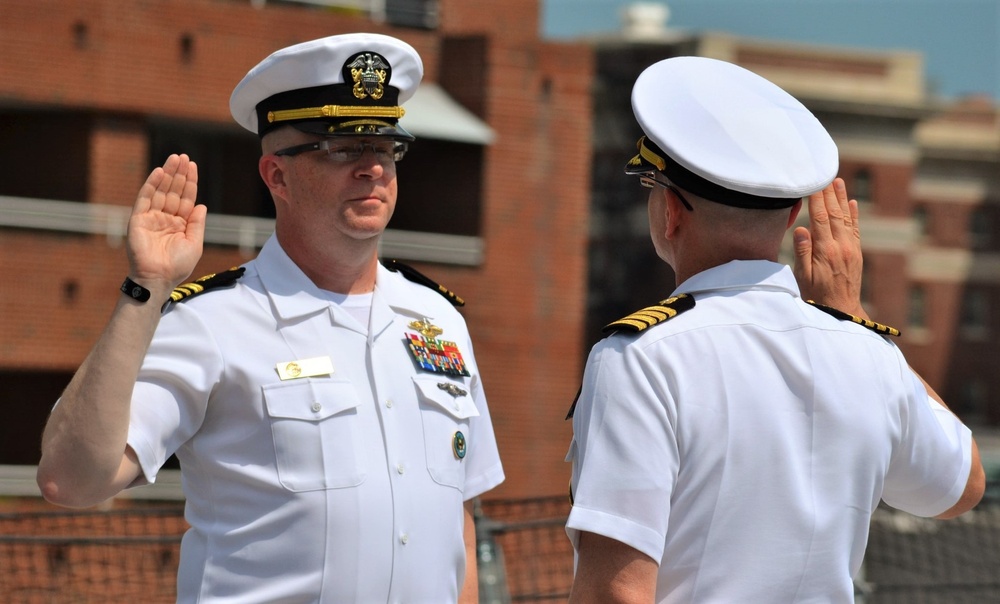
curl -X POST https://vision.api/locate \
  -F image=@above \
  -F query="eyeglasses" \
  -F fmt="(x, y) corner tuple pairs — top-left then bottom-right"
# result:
(274, 139), (408, 163)
(638, 174), (694, 212)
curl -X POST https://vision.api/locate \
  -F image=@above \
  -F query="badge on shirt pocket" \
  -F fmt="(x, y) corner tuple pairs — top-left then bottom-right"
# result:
(412, 375), (479, 490)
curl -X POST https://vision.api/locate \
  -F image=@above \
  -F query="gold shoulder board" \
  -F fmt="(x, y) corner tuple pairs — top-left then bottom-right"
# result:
(168, 267), (246, 305)
(602, 293), (695, 333)
(384, 259), (464, 307)
(806, 301), (901, 337)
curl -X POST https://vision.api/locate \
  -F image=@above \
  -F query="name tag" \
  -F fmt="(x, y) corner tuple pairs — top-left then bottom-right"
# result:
(276, 356), (335, 380)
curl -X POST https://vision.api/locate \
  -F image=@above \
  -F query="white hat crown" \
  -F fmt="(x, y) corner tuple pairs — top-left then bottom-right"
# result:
(230, 32), (424, 137)
(628, 56), (838, 207)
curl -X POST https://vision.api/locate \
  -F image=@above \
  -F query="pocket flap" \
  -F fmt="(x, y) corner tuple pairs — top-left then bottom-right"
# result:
(263, 380), (361, 421)
(412, 375), (481, 420)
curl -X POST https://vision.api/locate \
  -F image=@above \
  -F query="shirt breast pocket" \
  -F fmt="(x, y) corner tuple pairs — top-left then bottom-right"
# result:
(263, 379), (366, 492)
(412, 375), (480, 492)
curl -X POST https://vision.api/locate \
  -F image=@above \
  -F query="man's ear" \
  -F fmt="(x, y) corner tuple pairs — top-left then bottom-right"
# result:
(787, 199), (804, 229)
(664, 189), (685, 238)
(259, 154), (287, 197)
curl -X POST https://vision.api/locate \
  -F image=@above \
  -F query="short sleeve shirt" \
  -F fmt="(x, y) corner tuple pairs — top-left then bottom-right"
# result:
(127, 235), (505, 603)
(566, 260), (972, 604)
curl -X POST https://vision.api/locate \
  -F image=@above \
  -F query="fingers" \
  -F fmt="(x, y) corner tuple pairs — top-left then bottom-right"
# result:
(161, 154), (192, 216)
(806, 178), (853, 245)
(791, 225), (813, 285)
(138, 154), (191, 214)
(831, 177), (851, 228)
(186, 203), (209, 246)
(848, 198), (861, 241)
(806, 184), (832, 242)
(177, 160), (199, 220)
(134, 167), (164, 214)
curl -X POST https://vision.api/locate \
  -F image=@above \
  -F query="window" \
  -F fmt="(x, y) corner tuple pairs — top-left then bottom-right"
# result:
(908, 285), (926, 329)
(853, 168), (872, 205)
(912, 205), (928, 237)
(149, 121), (273, 219)
(0, 371), (72, 465)
(860, 258), (872, 308)
(268, 0), (439, 29)
(960, 289), (989, 339)
(957, 378), (988, 423)
(0, 111), (90, 202)
(969, 206), (992, 249)
(393, 138), (482, 236)
(385, 0), (439, 28)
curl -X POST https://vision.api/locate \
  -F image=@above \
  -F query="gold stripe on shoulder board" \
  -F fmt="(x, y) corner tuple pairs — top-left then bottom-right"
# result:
(384, 259), (465, 307)
(602, 293), (696, 333)
(168, 267), (246, 304)
(806, 301), (901, 337)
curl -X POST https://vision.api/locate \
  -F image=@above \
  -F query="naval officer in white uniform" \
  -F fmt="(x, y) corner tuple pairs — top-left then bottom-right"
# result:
(38, 32), (504, 603)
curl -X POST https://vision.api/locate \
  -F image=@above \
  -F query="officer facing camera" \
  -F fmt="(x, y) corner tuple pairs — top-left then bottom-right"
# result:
(38, 32), (503, 603)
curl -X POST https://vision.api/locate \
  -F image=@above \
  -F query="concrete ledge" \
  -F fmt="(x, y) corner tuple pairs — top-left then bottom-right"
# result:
(0, 465), (184, 501)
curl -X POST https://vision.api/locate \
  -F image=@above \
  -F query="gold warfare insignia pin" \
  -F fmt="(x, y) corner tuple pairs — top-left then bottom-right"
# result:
(453, 431), (467, 459)
(408, 318), (443, 339)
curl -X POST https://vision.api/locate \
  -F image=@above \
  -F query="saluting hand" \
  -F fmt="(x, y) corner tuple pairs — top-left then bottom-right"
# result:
(792, 177), (867, 318)
(126, 154), (207, 292)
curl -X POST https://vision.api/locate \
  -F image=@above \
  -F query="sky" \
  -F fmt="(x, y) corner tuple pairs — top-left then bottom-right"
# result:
(542, 0), (1000, 100)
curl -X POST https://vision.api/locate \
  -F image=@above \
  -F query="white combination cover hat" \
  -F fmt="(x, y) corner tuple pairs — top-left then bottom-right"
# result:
(230, 32), (424, 139)
(626, 56), (839, 209)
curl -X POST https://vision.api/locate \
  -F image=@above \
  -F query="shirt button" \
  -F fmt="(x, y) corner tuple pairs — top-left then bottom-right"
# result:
(400, 533), (409, 545)
(311, 402), (322, 413)
(385, 399), (393, 408)
(396, 463), (405, 474)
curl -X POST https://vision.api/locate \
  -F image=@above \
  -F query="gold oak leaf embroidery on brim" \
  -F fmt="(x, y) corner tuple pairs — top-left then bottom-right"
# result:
(602, 294), (696, 333)
(806, 301), (901, 337)
(385, 259), (464, 307)
(164, 267), (246, 310)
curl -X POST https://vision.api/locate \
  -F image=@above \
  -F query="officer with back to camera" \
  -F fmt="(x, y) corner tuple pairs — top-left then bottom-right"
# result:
(565, 55), (985, 603)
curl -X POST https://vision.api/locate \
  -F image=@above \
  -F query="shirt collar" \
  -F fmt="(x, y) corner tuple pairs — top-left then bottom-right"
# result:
(674, 260), (800, 298)
(255, 235), (432, 328)
(256, 235), (333, 321)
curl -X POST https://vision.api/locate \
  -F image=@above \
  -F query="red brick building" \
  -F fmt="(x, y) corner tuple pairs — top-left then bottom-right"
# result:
(0, 0), (594, 500)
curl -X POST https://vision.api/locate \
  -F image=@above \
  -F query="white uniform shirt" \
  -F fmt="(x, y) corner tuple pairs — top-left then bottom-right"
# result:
(566, 260), (972, 604)
(127, 235), (505, 603)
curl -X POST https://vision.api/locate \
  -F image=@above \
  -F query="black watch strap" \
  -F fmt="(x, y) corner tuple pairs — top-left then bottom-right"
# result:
(120, 277), (151, 303)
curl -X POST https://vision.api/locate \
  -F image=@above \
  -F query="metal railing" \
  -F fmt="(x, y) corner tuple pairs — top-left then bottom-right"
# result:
(3, 495), (1000, 603)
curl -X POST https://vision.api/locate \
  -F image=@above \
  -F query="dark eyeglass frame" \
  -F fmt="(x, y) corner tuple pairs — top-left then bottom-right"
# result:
(638, 174), (695, 212)
(273, 139), (408, 163)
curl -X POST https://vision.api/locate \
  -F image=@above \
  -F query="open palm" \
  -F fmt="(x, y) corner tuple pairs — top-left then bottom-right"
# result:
(126, 154), (207, 289)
